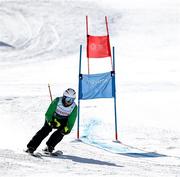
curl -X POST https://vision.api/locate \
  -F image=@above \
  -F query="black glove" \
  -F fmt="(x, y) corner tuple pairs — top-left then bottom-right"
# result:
(49, 121), (57, 128)
(48, 119), (61, 128)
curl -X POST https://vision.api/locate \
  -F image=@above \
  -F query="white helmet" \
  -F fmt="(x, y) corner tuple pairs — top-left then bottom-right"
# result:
(63, 88), (76, 99)
(62, 88), (76, 106)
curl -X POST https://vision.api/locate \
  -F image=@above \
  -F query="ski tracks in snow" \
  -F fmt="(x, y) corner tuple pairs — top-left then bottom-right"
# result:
(80, 116), (180, 175)
(0, 3), (61, 63)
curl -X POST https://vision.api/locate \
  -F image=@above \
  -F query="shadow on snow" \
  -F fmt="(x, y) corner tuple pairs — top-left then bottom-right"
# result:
(60, 154), (123, 167)
(0, 41), (14, 48)
(118, 152), (167, 158)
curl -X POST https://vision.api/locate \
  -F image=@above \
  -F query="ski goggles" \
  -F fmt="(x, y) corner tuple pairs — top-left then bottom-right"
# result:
(64, 96), (75, 104)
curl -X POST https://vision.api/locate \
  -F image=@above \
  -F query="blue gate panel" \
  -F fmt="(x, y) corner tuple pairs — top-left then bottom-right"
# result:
(79, 71), (115, 100)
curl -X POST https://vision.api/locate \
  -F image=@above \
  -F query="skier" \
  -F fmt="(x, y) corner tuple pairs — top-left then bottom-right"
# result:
(25, 88), (77, 154)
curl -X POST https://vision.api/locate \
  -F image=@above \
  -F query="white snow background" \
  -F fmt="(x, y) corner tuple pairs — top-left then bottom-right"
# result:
(0, 0), (180, 176)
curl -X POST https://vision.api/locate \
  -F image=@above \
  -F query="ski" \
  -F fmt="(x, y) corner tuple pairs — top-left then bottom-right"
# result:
(30, 152), (42, 158)
(23, 150), (42, 158)
(42, 150), (63, 157)
(24, 149), (63, 158)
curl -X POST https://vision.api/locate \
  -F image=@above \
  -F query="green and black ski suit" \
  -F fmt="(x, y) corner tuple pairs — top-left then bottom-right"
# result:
(27, 97), (77, 151)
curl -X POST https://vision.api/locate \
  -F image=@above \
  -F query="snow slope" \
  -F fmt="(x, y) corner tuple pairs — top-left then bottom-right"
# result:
(0, 0), (180, 176)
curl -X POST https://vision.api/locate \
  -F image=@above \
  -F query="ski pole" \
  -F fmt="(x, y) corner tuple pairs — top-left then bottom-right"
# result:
(48, 83), (53, 102)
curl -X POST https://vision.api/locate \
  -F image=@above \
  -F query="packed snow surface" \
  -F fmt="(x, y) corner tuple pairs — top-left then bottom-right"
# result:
(0, 0), (180, 176)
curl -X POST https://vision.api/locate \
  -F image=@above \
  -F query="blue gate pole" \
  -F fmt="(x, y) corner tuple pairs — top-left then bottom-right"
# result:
(77, 45), (82, 140)
(112, 46), (120, 142)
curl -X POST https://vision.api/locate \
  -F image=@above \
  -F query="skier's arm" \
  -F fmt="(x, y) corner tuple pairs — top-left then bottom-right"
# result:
(45, 97), (59, 123)
(61, 105), (77, 135)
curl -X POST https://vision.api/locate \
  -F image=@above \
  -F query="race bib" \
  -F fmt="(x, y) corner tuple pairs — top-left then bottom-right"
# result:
(55, 97), (76, 117)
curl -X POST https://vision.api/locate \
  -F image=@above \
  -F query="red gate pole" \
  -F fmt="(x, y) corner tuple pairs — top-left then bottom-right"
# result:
(105, 16), (113, 71)
(86, 16), (90, 74)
